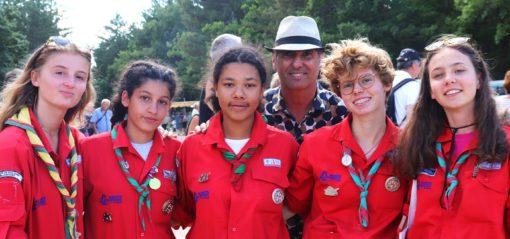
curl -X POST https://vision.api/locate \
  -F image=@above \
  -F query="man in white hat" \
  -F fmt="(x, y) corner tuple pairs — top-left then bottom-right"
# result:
(263, 16), (348, 144)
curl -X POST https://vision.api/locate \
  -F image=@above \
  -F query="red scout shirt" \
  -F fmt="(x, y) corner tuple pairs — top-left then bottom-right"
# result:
(286, 114), (408, 238)
(177, 112), (299, 239)
(406, 126), (510, 239)
(81, 122), (181, 239)
(0, 108), (84, 239)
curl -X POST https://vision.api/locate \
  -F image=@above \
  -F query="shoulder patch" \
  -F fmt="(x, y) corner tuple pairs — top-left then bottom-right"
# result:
(0, 170), (23, 182)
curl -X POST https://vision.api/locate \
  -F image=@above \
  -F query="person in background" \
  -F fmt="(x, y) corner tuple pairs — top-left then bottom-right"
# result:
(177, 46), (299, 239)
(286, 38), (407, 238)
(186, 103), (199, 135)
(81, 61), (182, 238)
(90, 98), (112, 134)
(496, 70), (510, 112)
(0, 36), (95, 238)
(3, 68), (23, 88)
(397, 35), (510, 238)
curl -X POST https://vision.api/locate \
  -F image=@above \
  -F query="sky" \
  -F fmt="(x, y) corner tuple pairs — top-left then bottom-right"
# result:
(55, 0), (153, 48)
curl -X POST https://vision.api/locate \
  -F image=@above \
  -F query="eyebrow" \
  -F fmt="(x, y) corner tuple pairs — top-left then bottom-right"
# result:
(140, 89), (171, 99)
(53, 65), (88, 75)
(431, 62), (466, 72)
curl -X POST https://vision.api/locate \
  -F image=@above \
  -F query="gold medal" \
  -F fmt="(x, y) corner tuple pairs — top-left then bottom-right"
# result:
(149, 178), (161, 190)
(385, 176), (400, 192)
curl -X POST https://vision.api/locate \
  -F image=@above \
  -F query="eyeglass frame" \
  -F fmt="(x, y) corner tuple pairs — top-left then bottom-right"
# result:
(424, 37), (471, 52)
(339, 73), (377, 95)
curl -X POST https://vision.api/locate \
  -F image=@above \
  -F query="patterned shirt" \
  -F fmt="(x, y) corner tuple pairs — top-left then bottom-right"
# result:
(262, 83), (349, 144)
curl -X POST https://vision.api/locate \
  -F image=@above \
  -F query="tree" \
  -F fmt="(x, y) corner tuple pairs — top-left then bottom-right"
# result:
(0, 11), (29, 86)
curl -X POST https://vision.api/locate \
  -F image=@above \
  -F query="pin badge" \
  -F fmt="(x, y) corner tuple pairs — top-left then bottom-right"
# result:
(324, 186), (339, 196)
(385, 176), (400, 192)
(149, 178), (161, 190)
(75, 231), (82, 239)
(198, 172), (210, 183)
(103, 212), (112, 222)
(341, 154), (352, 166)
(122, 160), (129, 169)
(162, 198), (175, 215)
(272, 188), (284, 204)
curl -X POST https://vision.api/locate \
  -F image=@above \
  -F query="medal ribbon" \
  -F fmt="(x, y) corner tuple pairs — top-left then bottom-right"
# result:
(219, 146), (258, 192)
(341, 144), (384, 228)
(6, 107), (78, 239)
(111, 123), (161, 231)
(435, 142), (469, 211)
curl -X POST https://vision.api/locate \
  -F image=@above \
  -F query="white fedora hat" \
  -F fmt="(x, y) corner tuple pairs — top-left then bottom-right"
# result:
(265, 16), (323, 51)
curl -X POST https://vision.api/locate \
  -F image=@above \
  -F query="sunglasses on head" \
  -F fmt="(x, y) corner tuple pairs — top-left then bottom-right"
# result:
(424, 37), (471, 52)
(45, 36), (70, 47)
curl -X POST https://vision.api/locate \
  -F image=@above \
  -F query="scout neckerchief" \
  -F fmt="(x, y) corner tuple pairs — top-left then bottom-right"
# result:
(5, 107), (78, 239)
(111, 122), (161, 231)
(341, 143), (384, 228)
(436, 122), (475, 211)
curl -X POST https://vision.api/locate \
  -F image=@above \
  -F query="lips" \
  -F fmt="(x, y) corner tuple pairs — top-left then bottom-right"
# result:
(59, 90), (74, 97)
(229, 103), (248, 110)
(445, 89), (462, 96)
(353, 97), (370, 105)
(144, 117), (158, 124)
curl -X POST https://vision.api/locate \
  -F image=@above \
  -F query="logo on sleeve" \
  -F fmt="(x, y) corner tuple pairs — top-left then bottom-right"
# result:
(99, 194), (122, 205)
(417, 180), (432, 190)
(319, 171), (341, 182)
(32, 196), (47, 210)
(420, 168), (437, 177)
(193, 190), (210, 202)
(263, 158), (282, 168)
(0, 170), (23, 182)
(478, 162), (502, 171)
(163, 170), (177, 181)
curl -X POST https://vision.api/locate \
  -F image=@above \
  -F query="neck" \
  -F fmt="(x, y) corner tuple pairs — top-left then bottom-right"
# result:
(124, 122), (154, 144)
(280, 83), (317, 122)
(34, 102), (65, 136)
(222, 113), (254, 140)
(444, 106), (476, 134)
(351, 111), (387, 155)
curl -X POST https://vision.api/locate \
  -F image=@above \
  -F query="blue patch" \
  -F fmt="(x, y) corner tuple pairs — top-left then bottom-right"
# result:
(319, 171), (341, 182)
(193, 190), (210, 202)
(163, 170), (177, 181)
(479, 162), (502, 171)
(420, 168), (437, 177)
(32, 196), (46, 210)
(99, 194), (122, 205)
(417, 180), (432, 190)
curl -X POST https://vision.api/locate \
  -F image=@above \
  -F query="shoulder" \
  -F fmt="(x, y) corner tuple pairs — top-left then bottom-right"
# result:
(80, 132), (112, 150)
(264, 124), (296, 144)
(0, 126), (30, 152)
(305, 124), (337, 141)
(163, 136), (182, 151)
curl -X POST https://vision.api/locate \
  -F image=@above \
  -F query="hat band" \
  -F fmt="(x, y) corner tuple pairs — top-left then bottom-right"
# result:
(275, 36), (322, 48)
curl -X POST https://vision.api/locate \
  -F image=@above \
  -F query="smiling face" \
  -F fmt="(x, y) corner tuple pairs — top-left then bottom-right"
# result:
(272, 49), (321, 91)
(428, 47), (479, 114)
(31, 53), (89, 112)
(339, 67), (390, 117)
(214, 62), (263, 124)
(122, 79), (172, 142)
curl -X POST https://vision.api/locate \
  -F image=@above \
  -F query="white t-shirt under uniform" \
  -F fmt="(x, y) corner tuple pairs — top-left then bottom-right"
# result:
(392, 70), (421, 126)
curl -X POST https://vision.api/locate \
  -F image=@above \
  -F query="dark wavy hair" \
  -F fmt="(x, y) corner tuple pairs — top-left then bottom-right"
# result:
(396, 35), (508, 178)
(210, 46), (267, 112)
(110, 60), (179, 125)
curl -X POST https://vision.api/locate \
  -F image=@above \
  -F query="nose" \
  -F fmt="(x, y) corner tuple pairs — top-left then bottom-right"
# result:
(291, 56), (304, 69)
(232, 86), (245, 99)
(63, 76), (75, 88)
(353, 81), (364, 94)
(444, 71), (456, 85)
(147, 101), (157, 114)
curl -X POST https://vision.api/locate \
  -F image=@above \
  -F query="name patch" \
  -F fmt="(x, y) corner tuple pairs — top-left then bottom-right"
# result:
(263, 158), (281, 168)
(479, 162), (502, 171)
(99, 194), (122, 205)
(32, 196), (47, 210)
(0, 170), (23, 182)
(193, 190), (210, 202)
(319, 171), (341, 182)
(417, 180), (432, 190)
(420, 168), (437, 177)
(163, 170), (177, 181)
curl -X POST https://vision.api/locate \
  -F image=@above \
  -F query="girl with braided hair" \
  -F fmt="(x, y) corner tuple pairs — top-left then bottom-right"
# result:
(81, 61), (182, 238)
(0, 36), (95, 238)
(176, 46), (298, 238)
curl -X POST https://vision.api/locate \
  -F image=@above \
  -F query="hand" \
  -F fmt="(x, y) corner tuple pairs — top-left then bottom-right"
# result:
(158, 126), (178, 139)
(190, 121), (209, 135)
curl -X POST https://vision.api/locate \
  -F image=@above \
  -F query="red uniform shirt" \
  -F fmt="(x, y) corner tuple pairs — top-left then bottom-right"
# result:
(177, 112), (299, 239)
(81, 122), (181, 239)
(286, 114), (408, 238)
(0, 109), (84, 239)
(407, 126), (510, 239)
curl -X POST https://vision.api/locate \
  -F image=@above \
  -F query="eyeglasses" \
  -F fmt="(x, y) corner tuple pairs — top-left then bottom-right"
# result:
(339, 73), (376, 95)
(424, 37), (471, 52)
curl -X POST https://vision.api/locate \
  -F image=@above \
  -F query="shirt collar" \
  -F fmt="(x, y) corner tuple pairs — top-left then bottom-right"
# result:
(112, 121), (165, 155)
(269, 82), (330, 113)
(29, 108), (71, 160)
(436, 124), (479, 152)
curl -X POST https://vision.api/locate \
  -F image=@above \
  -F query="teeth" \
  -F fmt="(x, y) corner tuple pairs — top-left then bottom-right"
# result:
(291, 73), (304, 76)
(354, 98), (370, 104)
(446, 90), (461, 95)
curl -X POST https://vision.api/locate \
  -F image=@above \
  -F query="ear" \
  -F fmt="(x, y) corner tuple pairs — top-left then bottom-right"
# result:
(30, 71), (40, 87)
(121, 90), (130, 107)
(272, 52), (277, 71)
(383, 84), (392, 93)
(476, 74), (481, 89)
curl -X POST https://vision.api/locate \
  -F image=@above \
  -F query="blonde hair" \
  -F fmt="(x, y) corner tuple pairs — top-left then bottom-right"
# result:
(322, 38), (394, 98)
(0, 38), (96, 130)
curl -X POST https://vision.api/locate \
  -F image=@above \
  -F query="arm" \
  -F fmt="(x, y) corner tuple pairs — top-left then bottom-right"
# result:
(285, 138), (314, 216)
(186, 115), (200, 136)
(173, 143), (195, 227)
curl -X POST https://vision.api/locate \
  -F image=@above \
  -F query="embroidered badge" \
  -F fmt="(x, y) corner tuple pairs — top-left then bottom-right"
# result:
(478, 162), (502, 171)
(193, 190), (210, 202)
(319, 171), (341, 182)
(121, 159), (129, 169)
(198, 172), (210, 183)
(103, 212), (112, 222)
(263, 158), (282, 168)
(32, 196), (47, 210)
(163, 170), (177, 181)
(149, 178), (161, 190)
(0, 170), (23, 182)
(420, 168), (437, 176)
(162, 198), (175, 215)
(99, 194), (122, 205)
(324, 186), (339, 196)
(272, 188), (284, 204)
(417, 180), (432, 190)
(385, 176), (401, 192)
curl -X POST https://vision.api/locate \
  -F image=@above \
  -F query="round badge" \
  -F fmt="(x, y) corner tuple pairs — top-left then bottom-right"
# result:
(149, 178), (161, 190)
(122, 160), (129, 169)
(272, 188), (284, 204)
(385, 176), (401, 192)
(162, 199), (175, 215)
(341, 154), (352, 166)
